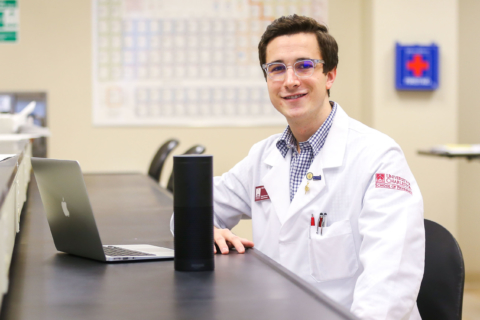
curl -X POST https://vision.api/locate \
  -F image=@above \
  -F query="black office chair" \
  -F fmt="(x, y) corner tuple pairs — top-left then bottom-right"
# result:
(416, 219), (465, 320)
(148, 139), (179, 183)
(166, 144), (206, 193)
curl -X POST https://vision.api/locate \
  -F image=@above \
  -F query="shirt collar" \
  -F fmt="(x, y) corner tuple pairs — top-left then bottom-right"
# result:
(276, 101), (338, 158)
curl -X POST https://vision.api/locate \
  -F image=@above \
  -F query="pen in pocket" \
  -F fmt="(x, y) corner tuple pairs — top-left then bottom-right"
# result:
(310, 214), (315, 239)
(318, 213), (323, 235)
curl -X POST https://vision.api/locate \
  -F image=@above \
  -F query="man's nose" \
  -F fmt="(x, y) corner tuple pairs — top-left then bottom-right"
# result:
(284, 67), (300, 87)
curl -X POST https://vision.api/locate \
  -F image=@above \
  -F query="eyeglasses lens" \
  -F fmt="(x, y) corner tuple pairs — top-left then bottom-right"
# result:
(267, 64), (286, 78)
(294, 60), (315, 76)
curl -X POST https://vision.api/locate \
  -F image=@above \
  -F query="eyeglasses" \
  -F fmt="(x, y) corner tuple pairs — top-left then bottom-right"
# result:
(262, 59), (324, 81)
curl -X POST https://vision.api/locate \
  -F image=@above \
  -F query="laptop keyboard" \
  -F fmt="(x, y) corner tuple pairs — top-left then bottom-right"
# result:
(103, 246), (155, 257)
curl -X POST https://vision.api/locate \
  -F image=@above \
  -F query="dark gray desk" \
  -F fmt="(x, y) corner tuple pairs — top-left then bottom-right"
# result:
(0, 173), (358, 320)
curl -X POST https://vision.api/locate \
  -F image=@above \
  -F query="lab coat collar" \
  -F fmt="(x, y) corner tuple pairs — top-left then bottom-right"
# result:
(262, 104), (349, 226)
(264, 103), (348, 169)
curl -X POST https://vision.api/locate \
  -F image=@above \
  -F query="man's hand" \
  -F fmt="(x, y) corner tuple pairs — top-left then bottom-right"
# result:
(214, 226), (254, 254)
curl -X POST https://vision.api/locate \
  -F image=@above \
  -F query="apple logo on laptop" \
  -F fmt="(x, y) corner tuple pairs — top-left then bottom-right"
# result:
(61, 198), (70, 217)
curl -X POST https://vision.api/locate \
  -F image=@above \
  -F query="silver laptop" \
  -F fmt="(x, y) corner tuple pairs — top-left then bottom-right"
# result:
(31, 157), (174, 262)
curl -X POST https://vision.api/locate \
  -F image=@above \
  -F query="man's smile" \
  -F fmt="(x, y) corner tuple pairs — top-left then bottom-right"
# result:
(282, 93), (308, 100)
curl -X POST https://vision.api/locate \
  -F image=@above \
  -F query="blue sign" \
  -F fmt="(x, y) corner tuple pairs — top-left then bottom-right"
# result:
(395, 43), (439, 90)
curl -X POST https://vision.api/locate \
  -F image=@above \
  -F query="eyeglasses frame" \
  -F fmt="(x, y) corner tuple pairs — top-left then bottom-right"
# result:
(261, 59), (325, 81)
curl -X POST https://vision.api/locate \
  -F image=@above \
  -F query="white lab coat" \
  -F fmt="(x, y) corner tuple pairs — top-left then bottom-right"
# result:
(212, 104), (425, 320)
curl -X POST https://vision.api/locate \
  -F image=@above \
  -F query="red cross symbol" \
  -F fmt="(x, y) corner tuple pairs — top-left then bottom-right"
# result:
(406, 54), (429, 77)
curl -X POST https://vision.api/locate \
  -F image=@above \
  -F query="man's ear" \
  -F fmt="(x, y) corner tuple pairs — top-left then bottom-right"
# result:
(326, 67), (337, 90)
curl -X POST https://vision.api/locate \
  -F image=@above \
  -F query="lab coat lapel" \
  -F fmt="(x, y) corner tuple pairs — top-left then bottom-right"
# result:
(281, 105), (350, 232)
(318, 105), (349, 170)
(262, 145), (291, 225)
(285, 155), (326, 225)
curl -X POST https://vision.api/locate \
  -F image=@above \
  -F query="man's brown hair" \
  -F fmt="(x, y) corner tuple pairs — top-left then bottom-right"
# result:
(258, 14), (338, 78)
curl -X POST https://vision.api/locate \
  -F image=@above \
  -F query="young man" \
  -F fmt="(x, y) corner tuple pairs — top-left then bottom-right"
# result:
(213, 15), (425, 320)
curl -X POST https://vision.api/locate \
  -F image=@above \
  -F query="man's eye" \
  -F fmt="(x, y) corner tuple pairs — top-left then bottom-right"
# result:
(297, 62), (314, 70)
(269, 65), (285, 73)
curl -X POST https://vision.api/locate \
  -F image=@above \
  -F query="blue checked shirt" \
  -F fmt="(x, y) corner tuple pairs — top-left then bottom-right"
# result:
(276, 102), (337, 202)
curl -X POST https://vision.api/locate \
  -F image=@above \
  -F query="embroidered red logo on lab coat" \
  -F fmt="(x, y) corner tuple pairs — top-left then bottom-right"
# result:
(375, 173), (412, 194)
(255, 186), (270, 201)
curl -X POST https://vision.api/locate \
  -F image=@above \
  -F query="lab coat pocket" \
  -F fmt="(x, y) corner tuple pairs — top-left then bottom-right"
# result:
(308, 219), (358, 282)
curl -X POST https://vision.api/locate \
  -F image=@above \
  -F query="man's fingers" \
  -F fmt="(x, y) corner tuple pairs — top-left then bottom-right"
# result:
(232, 237), (255, 253)
(226, 235), (255, 253)
(241, 238), (255, 248)
(213, 244), (217, 254)
(214, 233), (230, 254)
(229, 236), (247, 253)
(213, 227), (255, 255)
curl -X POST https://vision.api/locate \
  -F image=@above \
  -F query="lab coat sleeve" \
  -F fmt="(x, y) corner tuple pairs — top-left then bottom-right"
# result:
(213, 150), (254, 230)
(351, 142), (425, 320)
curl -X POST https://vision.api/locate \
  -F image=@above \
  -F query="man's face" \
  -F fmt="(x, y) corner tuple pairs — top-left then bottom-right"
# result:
(265, 33), (336, 125)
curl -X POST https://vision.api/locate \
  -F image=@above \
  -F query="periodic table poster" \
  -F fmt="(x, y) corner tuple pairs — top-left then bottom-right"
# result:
(92, 0), (328, 126)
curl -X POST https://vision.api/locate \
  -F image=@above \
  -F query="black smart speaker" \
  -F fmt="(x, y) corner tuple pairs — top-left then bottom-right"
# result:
(173, 155), (214, 271)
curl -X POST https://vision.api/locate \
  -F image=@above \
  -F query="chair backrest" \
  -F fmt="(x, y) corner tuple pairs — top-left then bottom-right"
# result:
(166, 144), (206, 193)
(148, 139), (179, 183)
(417, 219), (465, 320)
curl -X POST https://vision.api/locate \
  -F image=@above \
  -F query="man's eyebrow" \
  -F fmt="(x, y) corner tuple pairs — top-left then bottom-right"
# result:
(296, 57), (314, 61)
(266, 57), (315, 64)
